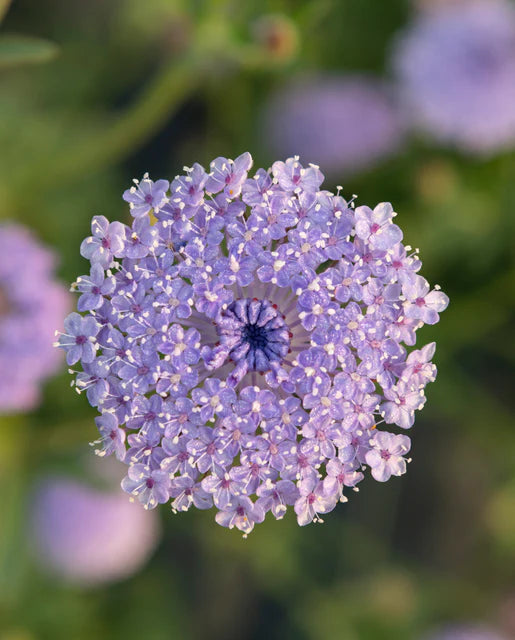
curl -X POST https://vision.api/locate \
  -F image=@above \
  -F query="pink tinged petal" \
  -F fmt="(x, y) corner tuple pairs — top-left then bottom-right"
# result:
(426, 290), (450, 311)
(354, 218), (371, 239)
(371, 461), (391, 482)
(381, 401), (400, 425)
(365, 449), (382, 468)
(370, 223), (403, 251)
(420, 341), (436, 362)
(388, 457), (407, 477)
(294, 496), (315, 526)
(372, 202), (394, 225)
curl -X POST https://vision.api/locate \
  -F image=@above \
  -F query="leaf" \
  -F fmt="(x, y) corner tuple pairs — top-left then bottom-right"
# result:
(0, 33), (59, 69)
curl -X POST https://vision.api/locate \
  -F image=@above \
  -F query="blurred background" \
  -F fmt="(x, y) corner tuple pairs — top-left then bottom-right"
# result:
(0, 0), (514, 638)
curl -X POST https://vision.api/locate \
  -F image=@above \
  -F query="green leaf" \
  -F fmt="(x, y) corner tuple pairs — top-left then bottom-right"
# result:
(0, 34), (59, 69)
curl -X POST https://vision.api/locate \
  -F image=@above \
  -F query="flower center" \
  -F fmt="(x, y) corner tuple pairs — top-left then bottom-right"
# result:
(219, 298), (290, 371)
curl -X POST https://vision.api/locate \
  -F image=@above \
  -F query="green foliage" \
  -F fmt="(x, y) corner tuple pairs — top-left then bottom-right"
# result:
(0, 34), (58, 69)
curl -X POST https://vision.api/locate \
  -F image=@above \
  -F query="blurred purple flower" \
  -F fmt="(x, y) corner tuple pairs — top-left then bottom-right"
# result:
(0, 224), (68, 413)
(262, 75), (404, 177)
(393, 0), (515, 154)
(421, 624), (510, 640)
(31, 477), (161, 585)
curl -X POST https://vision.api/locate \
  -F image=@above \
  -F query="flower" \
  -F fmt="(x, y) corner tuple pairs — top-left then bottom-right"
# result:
(262, 75), (404, 177)
(59, 153), (448, 534)
(420, 624), (510, 640)
(365, 431), (411, 482)
(0, 224), (68, 413)
(392, 0), (515, 154)
(30, 476), (161, 585)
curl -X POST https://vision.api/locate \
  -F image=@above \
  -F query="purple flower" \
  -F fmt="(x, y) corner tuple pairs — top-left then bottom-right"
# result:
(92, 411), (126, 460)
(264, 76), (403, 176)
(123, 173), (169, 217)
(393, 0), (515, 154)
(272, 156), (323, 194)
(169, 474), (212, 512)
(403, 276), (449, 325)
(31, 476), (160, 585)
(205, 152), (253, 198)
(381, 381), (425, 429)
(60, 153), (448, 533)
(256, 479), (298, 519)
(365, 431), (411, 482)
(57, 312), (99, 365)
(121, 464), (170, 509)
(0, 224), (68, 413)
(75, 358), (110, 406)
(323, 458), (361, 501)
(214, 495), (265, 536)
(294, 475), (337, 526)
(355, 202), (403, 251)
(80, 215), (125, 268)
(76, 264), (116, 312)
(421, 624), (510, 640)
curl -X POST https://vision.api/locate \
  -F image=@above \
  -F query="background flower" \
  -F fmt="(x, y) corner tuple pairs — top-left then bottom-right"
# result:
(30, 476), (161, 585)
(0, 224), (68, 412)
(393, 0), (515, 153)
(262, 75), (404, 177)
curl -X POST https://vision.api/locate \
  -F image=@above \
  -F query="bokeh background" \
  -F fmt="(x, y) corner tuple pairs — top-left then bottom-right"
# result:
(1, 1), (514, 639)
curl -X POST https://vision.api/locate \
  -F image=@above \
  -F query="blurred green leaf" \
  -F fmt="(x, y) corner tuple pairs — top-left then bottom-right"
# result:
(0, 34), (58, 70)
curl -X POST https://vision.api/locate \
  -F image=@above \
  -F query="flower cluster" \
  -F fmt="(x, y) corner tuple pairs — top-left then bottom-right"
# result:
(393, 0), (515, 154)
(58, 153), (448, 534)
(0, 224), (68, 412)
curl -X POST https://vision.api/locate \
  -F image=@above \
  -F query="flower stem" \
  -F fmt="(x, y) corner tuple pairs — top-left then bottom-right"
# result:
(43, 56), (199, 189)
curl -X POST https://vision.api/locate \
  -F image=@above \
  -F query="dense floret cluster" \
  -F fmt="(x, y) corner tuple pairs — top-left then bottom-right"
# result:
(57, 153), (448, 534)
(0, 224), (68, 412)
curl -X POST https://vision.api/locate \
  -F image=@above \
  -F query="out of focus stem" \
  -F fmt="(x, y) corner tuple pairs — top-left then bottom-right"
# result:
(45, 56), (198, 188)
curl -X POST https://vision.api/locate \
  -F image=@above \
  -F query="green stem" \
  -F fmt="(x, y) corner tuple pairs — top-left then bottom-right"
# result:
(44, 56), (199, 188)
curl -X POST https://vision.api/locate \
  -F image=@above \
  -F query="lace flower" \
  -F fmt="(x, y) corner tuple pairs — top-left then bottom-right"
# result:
(58, 153), (448, 534)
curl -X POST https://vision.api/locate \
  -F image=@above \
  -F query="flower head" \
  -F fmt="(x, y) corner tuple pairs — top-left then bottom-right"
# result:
(59, 153), (448, 533)
(421, 624), (510, 640)
(393, 0), (515, 154)
(0, 224), (68, 413)
(31, 476), (160, 585)
(263, 76), (404, 177)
